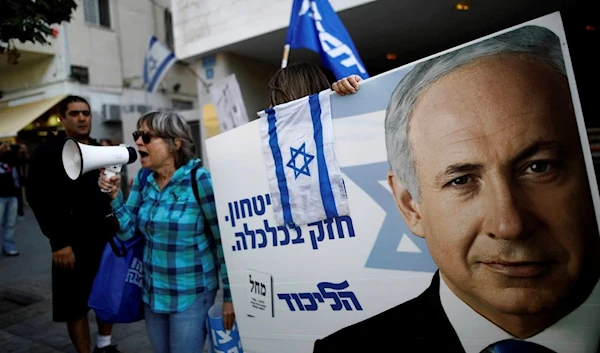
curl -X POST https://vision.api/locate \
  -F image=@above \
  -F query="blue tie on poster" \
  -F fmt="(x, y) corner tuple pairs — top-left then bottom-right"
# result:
(207, 302), (244, 353)
(285, 0), (369, 80)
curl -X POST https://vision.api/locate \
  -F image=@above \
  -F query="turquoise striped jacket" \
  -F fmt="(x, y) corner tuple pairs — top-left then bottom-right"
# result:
(111, 158), (231, 313)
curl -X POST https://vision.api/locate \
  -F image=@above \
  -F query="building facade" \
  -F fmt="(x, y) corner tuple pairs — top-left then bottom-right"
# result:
(0, 0), (198, 150)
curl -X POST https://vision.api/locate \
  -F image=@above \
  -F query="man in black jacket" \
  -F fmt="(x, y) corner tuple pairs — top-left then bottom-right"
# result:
(27, 96), (121, 353)
(315, 25), (599, 352)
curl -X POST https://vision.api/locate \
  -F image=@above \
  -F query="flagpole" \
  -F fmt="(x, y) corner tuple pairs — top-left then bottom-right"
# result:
(281, 44), (290, 68)
(183, 65), (211, 93)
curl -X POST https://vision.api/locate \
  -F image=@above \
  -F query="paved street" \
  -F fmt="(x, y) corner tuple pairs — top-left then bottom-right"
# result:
(0, 207), (152, 353)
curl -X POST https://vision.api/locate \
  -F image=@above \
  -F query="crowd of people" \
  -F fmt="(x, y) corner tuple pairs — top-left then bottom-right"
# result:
(6, 65), (358, 353)
(4, 18), (599, 353)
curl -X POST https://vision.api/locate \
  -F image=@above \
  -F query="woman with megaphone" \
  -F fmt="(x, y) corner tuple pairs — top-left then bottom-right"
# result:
(98, 111), (235, 353)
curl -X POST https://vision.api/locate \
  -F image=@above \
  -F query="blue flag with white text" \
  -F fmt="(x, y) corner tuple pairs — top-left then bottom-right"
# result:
(285, 0), (369, 80)
(143, 36), (176, 93)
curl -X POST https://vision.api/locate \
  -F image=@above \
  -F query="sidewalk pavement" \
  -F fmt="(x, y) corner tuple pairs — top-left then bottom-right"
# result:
(0, 208), (152, 353)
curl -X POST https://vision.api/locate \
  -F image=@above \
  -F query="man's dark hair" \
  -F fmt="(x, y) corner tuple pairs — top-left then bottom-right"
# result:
(59, 95), (90, 117)
(268, 62), (331, 107)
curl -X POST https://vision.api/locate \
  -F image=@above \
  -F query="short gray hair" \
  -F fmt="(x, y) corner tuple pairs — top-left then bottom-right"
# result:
(384, 25), (567, 201)
(137, 111), (196, 168)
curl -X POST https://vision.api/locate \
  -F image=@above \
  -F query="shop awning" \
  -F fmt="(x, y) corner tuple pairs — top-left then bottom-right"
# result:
(0, 95), (67, 138)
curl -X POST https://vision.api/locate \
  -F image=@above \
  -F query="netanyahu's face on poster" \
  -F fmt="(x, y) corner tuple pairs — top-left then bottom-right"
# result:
(388, 53), (600, 336)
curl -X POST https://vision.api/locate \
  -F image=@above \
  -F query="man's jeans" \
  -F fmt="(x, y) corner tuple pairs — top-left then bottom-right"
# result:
(0, 197), (18, 254)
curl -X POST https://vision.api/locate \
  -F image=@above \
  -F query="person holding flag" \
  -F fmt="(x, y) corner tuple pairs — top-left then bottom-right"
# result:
(268, 62), (361, 107)
(260, 62), (360, 229)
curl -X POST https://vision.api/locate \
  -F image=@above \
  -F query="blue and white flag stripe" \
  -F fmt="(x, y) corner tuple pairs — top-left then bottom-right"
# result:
(143, 36), (176, 93)
(266, 108), (294, 226)
(309, 94), (338, 219)
(260, 91), (349, 227)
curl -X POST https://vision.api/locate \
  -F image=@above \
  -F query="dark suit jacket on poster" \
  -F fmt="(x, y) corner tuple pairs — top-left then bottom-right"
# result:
(313, 271), (465, 353)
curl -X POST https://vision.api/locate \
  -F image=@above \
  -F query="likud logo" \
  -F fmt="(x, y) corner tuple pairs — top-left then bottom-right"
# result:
(278, 280), (362, 312)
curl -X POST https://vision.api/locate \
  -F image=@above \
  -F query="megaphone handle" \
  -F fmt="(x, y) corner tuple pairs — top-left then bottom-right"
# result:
(101, 165), (122, 193)
(104, 169), (117, 179)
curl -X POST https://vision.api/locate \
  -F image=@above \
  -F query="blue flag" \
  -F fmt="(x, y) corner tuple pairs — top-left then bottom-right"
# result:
(143, 36), (176, 93)
(285, 0), (369, 80)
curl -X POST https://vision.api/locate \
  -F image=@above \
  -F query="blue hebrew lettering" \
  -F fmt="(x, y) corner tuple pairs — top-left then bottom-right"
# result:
(323, 218), (335, 240)
(338, 290), (363, 311)
(291, 226), (304, 244)
(252, 195), (267, 215)
(299, 293), (318, 311)
(212, 328), (233, 345)
(264, 219), (278, 247)
(276, 225), (291, 246)
(243, 223), (256, 249)
(290, 293), (305, 311)
(317, 281), (346, 311)
(227, 202), (236, 227)
(312, 292), (324, 303)
(256, 228), (267, 248)
(234, 200), (240, 219)
(240, 198), (252, 218)
(335, 215), (355, 239)
(234, 232), (247, 251)
(279, 280), (361, 312)
(308, 221), (324, 249)
(277, 293), (296, 311)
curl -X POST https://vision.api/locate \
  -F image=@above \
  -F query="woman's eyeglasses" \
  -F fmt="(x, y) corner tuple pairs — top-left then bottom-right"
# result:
(132, 131), (167, 144)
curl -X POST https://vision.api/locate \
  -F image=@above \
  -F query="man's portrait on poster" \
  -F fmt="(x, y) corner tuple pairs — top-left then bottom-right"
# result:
(314, 24), (600, 353)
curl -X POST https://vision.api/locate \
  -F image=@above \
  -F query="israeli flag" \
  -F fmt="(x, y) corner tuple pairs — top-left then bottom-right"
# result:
(259, 91), (350, 228)
(285, 0), (369, 80)
(143, 36), (176, 93)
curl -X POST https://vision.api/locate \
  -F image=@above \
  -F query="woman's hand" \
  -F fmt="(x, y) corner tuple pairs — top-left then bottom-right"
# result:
(98, 169), (121, 200)
(332, 74), (362, 96)
(222, 301), (235, 331)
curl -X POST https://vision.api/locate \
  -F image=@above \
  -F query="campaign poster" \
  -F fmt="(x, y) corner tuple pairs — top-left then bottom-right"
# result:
(206, 12), (599, 353)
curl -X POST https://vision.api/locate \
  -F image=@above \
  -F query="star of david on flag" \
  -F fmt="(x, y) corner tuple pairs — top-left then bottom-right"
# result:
(259, 91), (349, 228)
(143, 36), (176, 93)
(287, 143), (314, 179)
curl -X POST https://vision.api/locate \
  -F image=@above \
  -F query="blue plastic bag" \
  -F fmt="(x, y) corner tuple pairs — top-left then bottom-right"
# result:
(207, 302), (244, 353)
(88, 235), (145, 323)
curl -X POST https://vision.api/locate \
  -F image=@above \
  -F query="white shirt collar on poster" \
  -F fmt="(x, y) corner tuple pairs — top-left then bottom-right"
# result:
(439, 274), (600, 353)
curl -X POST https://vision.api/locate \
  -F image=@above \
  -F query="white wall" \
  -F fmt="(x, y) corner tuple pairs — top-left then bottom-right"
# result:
(0, 57), (60, 92)
(65, 0), (197, 98)
(67, 0), (123, 88)
(192, 52), (278, 170)
(0, 23), (70, 93)
(170, 0), (376, 60)
(212, 53), (277, 118)
(1, 0), (199, 142)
